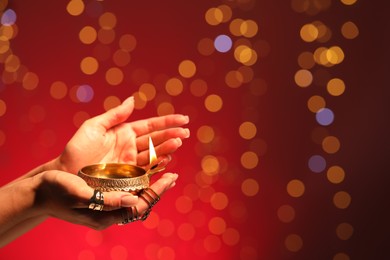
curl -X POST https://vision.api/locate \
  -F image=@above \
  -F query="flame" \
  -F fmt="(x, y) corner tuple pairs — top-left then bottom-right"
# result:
(149, 136), (157, 165)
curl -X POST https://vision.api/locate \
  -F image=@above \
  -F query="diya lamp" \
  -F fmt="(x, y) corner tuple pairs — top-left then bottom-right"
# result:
(78, 137), (166, 194)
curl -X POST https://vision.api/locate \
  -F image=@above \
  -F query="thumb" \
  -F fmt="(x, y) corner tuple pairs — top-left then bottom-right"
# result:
(94, 96), (135, 130)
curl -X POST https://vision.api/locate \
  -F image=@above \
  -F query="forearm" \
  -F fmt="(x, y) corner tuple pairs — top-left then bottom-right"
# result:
(7, 157), (61, 185)
(0, 173), (46, 247)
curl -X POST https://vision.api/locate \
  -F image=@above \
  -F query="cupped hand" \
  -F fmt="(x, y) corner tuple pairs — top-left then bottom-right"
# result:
(36, 170), (178, 230)
(57, 96), (190, 174)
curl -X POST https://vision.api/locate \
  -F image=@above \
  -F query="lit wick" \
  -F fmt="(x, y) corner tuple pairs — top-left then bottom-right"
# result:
(147, 136), (166, 174)
(149, 136), (158, 167)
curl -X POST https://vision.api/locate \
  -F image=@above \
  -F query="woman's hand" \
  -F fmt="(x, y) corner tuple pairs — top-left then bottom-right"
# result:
(56, 96), (190, 174)
(34, 170), (178, 230)
(0, 170), (178, 246)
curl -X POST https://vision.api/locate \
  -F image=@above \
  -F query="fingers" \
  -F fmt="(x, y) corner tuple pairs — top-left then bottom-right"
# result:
(136, 173), (178, 213)
(136, 127), (190, 152)
(89, 96), (135, 130)
(130, 114), (189, 137)
(71, 173), (178, 229)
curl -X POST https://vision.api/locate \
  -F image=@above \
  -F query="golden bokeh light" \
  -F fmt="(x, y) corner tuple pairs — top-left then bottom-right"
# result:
(0, 0), (8, 12)
(333, 252), (351, 260)
(112, 49), (131, 67)
(240, 151), (258, 169)
(313, 21), (332, 43)
(157, 101), (175, 116)
(133, 91), (148, 110)
(277, 204), (296, 223)
(240, 19), (258, 38)
(178, 59), (196, 78)
(138, 83), (156, 101)
(177, 223), (196, 241)
(239, 121), (257, 140)
(225, 70), (243, 88)
(66, 0), (84, 16)
(237, 66), (254, 83)
(98, 28), (115, 45)
(230, 18), (244, 36)
(222, 228), (240, 246)
(205, 7), (223, 26)
(341, 21), (359, 39)
(241, 178), (259, 197)
(175, 195), (193, 214)
(210, 192), (228, 210)
(336, 222), (354, 240)
(300, 23), (319, 42)
(22, 72), (39, 90)
(105, 67), (123, 85)
(322, 136), (341, 154)
(165, 77), (184, 96)
(79, 26), (97, 44)
(204, 94), (223, 112)
(285, 234), (303, 252)
(287, 179), (305, 198)
(298, 51), (315, 69)
(203, 235), (222, 253)
(208, 217), (227, 235)
(327, 165), (345, 184)
(4, 54), (20, 72)
(234, 45), (257, 65)
(333, 191), (351, 209)
(0, 99), (6, 117)
(326, 46), (345, 65)
(0, 38), (10, 54)
(157, 246), (175, 260)
(294, 69), (313, 87)
(50, 81), (68, 100)
(119, 34), (137, 52)
(197, 38), (215, 56)
(157, 219), (175, 237)
(327, 78), (345, 96)
(190, 78), (208, 97)
(307, 95), (326, 113)
(218, 4), (232, 23)
(201, 155), (219, 175)
(340, 0), (357, 5)
(103, 95), (121, 111)
(196, 125), (215, 144)
(99, 12), (117, 29)
(0, 24), (18, 40)
(80, 56), (99, 75)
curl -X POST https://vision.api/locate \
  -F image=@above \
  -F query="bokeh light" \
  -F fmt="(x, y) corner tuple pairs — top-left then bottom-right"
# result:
(214, 34), (232, 53)
(287, 179), (305, 198)
(316, 108), (334, 126)
(327, 165), (345, 184)
(308, 155), (326, 173)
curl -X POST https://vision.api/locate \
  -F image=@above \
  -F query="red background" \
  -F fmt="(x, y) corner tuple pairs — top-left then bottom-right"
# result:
(1, 0), (389, 259)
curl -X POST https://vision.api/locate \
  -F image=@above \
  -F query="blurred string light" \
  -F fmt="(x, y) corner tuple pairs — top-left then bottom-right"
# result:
(288, 0), (359, 257)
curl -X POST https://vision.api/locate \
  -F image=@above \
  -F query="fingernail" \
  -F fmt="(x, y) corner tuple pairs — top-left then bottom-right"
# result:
(184, 128), (190, 138)
(172, 173), (179, 182)
(183, 115), (190, 123)
(121, 195), (138, 207)
(123, 96), (134, 105)
(176, 138), (183, 146)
